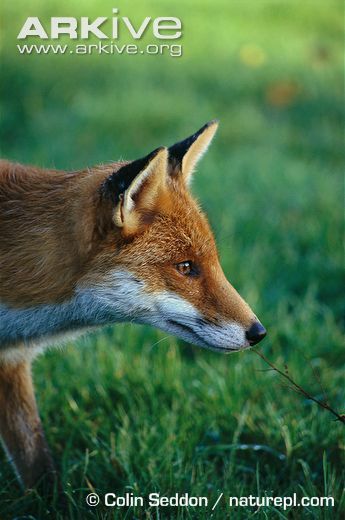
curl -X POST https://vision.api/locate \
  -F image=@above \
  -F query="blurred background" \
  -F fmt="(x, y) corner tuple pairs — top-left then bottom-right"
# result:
(0, 1), (344, 518)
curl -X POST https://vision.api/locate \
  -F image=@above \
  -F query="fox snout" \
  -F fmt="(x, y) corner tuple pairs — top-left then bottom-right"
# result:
(133, 275), (266, 353)
(148, 301), (266, 353)
(162, 312), (267, 353)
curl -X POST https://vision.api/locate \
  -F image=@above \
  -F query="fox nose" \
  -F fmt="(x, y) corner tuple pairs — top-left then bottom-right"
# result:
(246, 321), (267, 346)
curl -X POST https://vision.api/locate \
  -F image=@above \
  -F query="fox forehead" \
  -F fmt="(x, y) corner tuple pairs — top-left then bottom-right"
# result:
(102, 185), (217, 269)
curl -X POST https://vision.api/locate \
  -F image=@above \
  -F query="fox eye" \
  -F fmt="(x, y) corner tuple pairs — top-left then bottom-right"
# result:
(176, 261), (198, 276)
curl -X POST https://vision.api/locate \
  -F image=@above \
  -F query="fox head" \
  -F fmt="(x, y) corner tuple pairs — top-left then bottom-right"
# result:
(80, 121), (266, 352)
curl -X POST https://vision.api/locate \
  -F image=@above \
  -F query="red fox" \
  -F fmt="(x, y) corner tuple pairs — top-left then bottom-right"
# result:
(0, 121), (266, 490)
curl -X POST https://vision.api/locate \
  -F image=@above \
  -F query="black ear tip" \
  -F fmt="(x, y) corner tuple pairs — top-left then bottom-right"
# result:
(141, 146), (166, 166)
(196, 119), (219, 135)
(206, 118), (219, 126)
(151, 146), (167, 157)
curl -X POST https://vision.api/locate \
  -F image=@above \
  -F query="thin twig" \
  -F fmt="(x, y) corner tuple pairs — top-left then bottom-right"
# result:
(295, 343), (329, 406)
(252, 349), (345, 425)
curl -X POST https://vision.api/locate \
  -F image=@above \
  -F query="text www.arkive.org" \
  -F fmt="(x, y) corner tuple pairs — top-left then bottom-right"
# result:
(16, 42), (183, 57)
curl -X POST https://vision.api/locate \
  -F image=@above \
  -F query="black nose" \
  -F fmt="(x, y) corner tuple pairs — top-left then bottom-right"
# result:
(246, 322), (267, 346)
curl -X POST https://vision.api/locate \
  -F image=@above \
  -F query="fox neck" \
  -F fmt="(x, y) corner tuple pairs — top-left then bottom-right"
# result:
(0, 271), (141, 350)
(0, 162), (119, 307)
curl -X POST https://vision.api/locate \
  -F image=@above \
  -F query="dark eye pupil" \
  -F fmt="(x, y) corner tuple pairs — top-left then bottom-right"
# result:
(177, 261), (192, 275)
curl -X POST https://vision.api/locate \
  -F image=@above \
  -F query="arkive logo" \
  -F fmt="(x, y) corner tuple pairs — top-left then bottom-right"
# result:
(17, 8), (182, 40)
(16, 7), (183, 58)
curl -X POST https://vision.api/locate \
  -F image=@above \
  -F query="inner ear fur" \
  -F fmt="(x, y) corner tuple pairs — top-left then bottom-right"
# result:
(100, 146), (168, 234)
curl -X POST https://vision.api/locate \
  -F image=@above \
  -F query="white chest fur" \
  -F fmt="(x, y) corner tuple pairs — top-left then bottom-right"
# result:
(0, 270), (147, 359)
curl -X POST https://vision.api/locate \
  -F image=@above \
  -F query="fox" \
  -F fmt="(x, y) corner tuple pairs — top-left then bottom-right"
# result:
(0, 120), (266, 491)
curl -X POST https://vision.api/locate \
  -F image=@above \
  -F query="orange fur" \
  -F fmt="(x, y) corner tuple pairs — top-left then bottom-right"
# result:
(0, 159), (252, 326)
(0, 122), (266, 490)
(0, 159), (119, 306)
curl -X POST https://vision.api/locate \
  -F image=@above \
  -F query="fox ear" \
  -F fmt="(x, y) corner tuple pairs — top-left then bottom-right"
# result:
(168, 120), (218, 185)
(101, 147), (168, 233)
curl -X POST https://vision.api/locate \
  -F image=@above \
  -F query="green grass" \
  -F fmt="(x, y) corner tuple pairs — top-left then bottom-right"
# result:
(0, 0), (344, 518)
